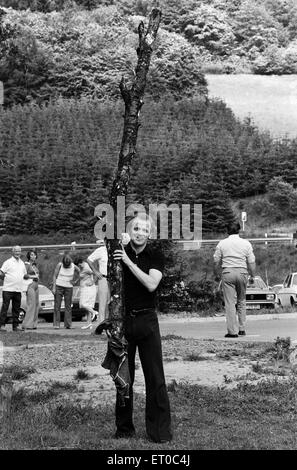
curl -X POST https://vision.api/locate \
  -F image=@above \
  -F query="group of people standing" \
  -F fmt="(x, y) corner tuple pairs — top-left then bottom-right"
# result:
(52, 241), (109, 330)
(0, 216), (173, 444)
(0, 217), (256, 444)
(0, 241), (109, 332)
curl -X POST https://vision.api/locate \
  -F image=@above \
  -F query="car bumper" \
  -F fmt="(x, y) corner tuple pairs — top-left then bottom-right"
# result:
(246, 302), (275, 310)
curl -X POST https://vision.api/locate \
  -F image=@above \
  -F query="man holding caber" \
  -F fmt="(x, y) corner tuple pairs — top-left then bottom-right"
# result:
(113, 213), (172, 443)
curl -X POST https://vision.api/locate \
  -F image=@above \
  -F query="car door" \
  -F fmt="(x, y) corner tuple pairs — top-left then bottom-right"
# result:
(278, 274), (292, 307)
(289, 273), (297, 305)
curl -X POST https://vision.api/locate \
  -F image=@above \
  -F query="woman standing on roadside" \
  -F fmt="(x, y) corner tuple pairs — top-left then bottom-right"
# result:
(52, 253), (80, 329)
(75, 255), (98, 330)
(22, 250), (39, 330)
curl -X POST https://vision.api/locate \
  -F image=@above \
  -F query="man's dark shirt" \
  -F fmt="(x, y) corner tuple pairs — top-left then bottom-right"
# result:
(123, 243), (164, 311)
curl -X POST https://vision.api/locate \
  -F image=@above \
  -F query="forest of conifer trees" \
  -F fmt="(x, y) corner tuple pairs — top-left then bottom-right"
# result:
(1, 0), (297, 239)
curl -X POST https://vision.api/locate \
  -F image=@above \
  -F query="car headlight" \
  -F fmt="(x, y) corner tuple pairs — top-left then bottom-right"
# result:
(266, 294), (275, 300)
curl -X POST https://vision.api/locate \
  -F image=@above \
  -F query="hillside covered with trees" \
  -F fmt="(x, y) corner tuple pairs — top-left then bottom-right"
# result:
(2, 0), (297, 109)
(1, 1), (297, 241)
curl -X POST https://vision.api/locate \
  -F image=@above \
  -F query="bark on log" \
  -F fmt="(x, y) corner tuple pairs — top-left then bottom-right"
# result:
(106, 9), (162, 334)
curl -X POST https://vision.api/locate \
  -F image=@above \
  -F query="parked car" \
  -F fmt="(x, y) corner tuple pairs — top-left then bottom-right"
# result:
(245, 276), (276, 310)
(276, 273), (297, 307)
(271, 284), (283, 295)
(38, 284), (64, 321)
(0, 286), (27, 323)
(38, 284), (85, 322)
(219, 275), (277, 310)
(2, 284), (84, 323)
(1, 284), (64, 323)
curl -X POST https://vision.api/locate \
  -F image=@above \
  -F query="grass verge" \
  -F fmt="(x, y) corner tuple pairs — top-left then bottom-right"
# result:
(1, 377), (297, 450)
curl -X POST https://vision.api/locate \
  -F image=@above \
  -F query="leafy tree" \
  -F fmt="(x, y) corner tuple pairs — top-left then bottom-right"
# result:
(267, 176), (297, 218)
(233, 0), (289, 60)
(183, 4), (236, 57)
(0, 12), (52, 106)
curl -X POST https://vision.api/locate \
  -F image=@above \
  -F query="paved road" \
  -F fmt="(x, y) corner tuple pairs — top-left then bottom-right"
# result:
(158, 314), (297, 343)
(27, 313), (297, 343)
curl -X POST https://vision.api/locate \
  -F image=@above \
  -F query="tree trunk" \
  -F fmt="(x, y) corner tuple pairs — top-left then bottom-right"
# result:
(106, 9), (162, 334)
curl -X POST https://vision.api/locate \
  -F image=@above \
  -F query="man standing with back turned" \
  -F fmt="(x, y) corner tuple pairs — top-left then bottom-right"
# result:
(113, 213), (172, 444)
(213, 221), (256, 338)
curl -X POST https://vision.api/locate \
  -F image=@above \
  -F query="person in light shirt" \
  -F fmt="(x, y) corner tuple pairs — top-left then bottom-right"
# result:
(52, 253), (80, 329)
(213, 221), (256, 338)
(75, 255), (98, 330)
(0, 246), (29, 332)
(87, 239), (110, 323)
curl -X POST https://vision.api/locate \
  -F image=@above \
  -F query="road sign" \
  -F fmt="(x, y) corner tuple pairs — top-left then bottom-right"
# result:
(241, 211), (247, 231)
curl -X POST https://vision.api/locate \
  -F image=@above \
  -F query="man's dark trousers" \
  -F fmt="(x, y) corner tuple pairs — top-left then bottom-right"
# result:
(0, 291), (22, 328)
(115, 309), (172, 442)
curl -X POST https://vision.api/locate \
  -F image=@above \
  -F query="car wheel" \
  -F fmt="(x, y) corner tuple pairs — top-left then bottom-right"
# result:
(39, 314), (53, 323)
(18, 309), (26, 323)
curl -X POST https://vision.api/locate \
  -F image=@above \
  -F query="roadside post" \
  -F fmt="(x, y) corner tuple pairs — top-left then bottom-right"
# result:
(0, 81), (3, 105)
(241, 211), (247, 231)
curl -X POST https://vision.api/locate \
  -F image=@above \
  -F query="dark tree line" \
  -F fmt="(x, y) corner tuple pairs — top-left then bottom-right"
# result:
(1, 96), (296, 236)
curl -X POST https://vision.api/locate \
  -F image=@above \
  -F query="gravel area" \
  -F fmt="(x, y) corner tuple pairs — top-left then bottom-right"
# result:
(1, 334), (274, 398)
(4, 339), (106, 371)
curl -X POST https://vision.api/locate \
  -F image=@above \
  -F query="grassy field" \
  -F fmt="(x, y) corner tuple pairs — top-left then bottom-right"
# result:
(3, 377), (297, 450)
(1, 332), (297, 450)
(206, 74), (297, 139)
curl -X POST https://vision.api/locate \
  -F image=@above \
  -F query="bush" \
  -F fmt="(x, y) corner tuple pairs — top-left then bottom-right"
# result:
(267, 177), (297, 218)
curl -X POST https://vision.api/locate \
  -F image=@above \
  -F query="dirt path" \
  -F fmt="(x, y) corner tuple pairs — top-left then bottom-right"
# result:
(14, 355), (253, 405)
(3, 336), (270, 403)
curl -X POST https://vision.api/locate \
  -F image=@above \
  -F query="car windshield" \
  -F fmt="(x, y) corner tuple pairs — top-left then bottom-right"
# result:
(247, 277), (267, 289)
